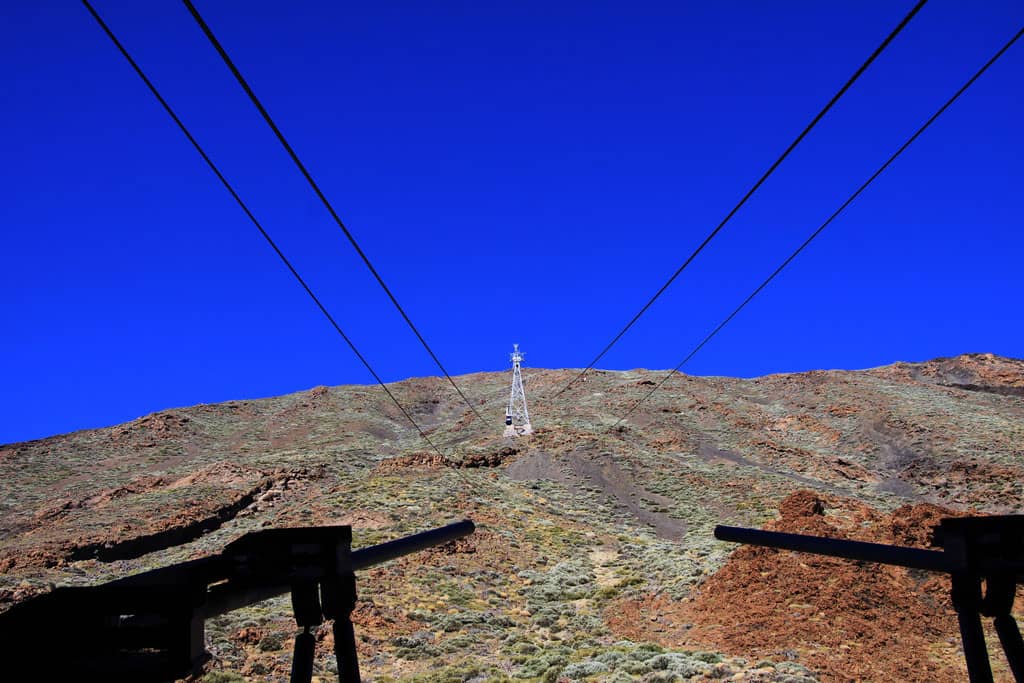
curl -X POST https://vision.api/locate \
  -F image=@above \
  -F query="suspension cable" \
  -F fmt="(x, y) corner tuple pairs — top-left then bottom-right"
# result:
(554, 0), (929, 397)
(612, 25), (1024, 428)
(181, 0), (483, 424)
(81, 0), (447, 458)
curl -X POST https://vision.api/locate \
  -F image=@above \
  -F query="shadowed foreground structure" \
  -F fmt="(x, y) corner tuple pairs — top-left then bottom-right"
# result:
(0, 521), (475, 681)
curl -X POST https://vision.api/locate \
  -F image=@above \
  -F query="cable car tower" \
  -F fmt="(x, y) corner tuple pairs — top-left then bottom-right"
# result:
(504, 344), (532, 437)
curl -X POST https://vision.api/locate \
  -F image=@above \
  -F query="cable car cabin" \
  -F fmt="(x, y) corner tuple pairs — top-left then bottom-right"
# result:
(505, 414), (512, 426)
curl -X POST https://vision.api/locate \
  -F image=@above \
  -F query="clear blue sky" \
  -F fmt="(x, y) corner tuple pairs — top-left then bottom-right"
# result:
(2, 1), (1021, 444)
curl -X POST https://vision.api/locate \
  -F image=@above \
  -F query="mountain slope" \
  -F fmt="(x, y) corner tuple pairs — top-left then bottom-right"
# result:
(1, 353), (1022, 681)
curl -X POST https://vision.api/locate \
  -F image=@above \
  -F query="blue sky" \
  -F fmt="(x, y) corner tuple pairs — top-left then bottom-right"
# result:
(2, 1), (1022, 444)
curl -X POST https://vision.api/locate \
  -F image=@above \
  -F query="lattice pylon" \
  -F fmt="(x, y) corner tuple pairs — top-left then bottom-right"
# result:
(503, 344), (532, 437)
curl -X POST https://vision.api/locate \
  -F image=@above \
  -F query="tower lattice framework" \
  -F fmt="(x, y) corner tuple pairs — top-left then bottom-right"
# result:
(504, 344), (532, 437)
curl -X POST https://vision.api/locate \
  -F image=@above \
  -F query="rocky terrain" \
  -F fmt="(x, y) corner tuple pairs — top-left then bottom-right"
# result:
(1, 352), (1022, 682)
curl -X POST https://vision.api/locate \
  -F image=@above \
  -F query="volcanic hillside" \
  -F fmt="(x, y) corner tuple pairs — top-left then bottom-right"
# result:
(1, 353), (1022, 682)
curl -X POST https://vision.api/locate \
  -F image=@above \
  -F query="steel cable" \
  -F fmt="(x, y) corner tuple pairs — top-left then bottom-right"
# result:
(181, 0), (484, 425)
(554, 0), (929, 397)
(612, 25), (1024, 428)
(81, 0), (447, 459)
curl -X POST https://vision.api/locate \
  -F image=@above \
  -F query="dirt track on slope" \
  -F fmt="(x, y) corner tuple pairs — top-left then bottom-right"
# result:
(507, 449), (686, 540)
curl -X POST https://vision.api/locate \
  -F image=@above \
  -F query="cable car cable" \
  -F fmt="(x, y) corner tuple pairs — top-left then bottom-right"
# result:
(611, 24), (1024, 428)
(181, 0), (484, 425)
(80, 0), (447, 459)
(553, 0), (929, 398)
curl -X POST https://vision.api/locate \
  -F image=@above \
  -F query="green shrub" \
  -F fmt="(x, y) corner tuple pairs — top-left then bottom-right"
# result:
(560, 660), (610, 679)
(201, 673), (247, 683)
(257, 631), (285, 652)
(513, 650), (569, 678)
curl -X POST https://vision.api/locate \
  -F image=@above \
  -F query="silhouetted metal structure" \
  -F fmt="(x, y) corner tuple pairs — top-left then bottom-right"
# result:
(715, 515), (1024, 683)
(0, 519), (475, 682)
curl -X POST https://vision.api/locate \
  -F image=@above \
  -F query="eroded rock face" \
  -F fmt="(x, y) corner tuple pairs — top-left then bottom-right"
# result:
(629, 491), (974, 682)
(1, 354), (1021, 681)
(607, 503), (955, 680)
(1, 463), (323, 570)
